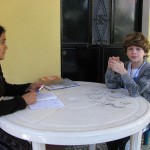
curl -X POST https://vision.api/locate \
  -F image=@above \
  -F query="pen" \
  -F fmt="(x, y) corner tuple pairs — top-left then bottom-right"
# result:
(37, 85), (44, 93)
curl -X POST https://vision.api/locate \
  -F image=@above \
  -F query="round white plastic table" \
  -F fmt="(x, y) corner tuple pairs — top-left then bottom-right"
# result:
(0, 82), (150, 150)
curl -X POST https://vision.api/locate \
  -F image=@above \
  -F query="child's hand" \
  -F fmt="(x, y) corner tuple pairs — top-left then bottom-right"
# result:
(108, 56), (121, 69)
(111, 56), (120, 62)
(110, 60), (127, 75)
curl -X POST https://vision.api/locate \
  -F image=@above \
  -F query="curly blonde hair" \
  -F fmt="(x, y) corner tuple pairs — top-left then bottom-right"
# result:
(123, 32), (150, 57)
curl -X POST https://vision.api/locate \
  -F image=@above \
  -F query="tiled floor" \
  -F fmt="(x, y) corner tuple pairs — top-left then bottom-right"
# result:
(64, 143), (150, 150)
(46, 140), (150, 150)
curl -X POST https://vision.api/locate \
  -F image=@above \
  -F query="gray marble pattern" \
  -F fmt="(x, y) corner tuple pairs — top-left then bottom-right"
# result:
(64, 141), (150, 150)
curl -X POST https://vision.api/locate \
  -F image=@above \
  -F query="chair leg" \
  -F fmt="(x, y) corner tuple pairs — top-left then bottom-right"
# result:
(143, 130), (150, 145)
(89, 144), (96, 150)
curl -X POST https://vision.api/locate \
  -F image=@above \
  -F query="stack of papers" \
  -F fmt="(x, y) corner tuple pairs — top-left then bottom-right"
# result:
(29, 92), (64, 110)
(44, 78), (79, 90)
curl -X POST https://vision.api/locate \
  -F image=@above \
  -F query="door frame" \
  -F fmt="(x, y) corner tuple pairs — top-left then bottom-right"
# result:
(142, 0), (150, 38)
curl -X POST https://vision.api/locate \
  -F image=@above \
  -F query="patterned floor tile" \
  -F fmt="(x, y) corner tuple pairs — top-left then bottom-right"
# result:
(64, 142), (150, 150)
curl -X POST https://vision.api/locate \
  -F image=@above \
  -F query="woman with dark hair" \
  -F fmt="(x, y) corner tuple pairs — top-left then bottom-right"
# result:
(0, 25), (42, 150)
(105, 32), (150, 150)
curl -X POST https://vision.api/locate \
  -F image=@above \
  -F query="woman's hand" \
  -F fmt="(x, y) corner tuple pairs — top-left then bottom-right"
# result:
(26, 82), (43, 92)
(22, 92), (37, 105)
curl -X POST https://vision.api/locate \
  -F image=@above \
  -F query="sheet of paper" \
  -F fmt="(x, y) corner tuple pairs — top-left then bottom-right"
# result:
(36, 92), (57, 101)
(44, 78), (80, 90)
(29, 98), (64, 110)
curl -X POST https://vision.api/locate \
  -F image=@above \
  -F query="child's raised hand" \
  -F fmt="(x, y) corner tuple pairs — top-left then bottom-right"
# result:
(108, 56), (121, 69)
(111, 56), (120, 62)
(111, 61), (127, 75)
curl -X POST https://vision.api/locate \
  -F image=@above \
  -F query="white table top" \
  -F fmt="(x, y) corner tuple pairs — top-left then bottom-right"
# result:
(0, 82), (150, 145)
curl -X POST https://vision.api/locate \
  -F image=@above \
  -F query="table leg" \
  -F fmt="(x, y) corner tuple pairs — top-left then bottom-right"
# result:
(130, 130), (142, 150)
(32, 142), (46, 150)
(89, 144), (96, 150)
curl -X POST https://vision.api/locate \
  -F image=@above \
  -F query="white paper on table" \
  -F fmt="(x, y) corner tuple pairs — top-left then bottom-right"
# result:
(29, 98), (64, 110)
(36, 92), (57, 101)
(44, 78), (80, 90)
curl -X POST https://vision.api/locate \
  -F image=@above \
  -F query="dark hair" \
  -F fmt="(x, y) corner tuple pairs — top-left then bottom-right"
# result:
(0, 26), (6, 36)
(123, 32), (150, 58)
